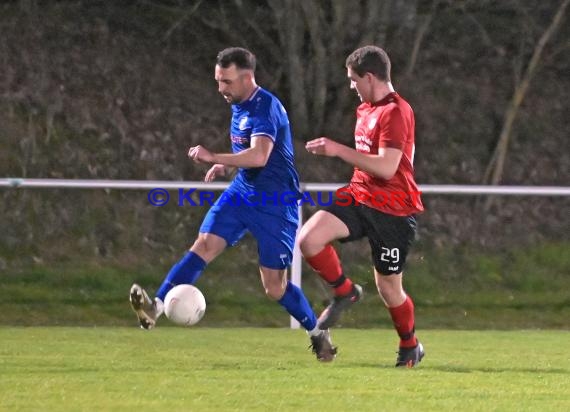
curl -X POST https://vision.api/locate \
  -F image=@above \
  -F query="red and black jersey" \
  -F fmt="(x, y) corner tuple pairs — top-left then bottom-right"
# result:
(347, 92), (424, 216)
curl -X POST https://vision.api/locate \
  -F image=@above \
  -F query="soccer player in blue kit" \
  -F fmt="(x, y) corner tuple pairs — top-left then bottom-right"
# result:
(130, 47), (337, 362)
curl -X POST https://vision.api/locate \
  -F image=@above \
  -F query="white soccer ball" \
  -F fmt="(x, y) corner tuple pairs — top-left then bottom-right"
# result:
(164, 284), (206, 326)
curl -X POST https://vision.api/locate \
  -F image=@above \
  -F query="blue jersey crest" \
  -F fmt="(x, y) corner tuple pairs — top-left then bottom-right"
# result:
(229, 87), (301, 199)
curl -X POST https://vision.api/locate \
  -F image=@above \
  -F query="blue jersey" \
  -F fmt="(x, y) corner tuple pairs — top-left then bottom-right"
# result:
(200, 87), (301, 268)
(228, 87), (301, 198)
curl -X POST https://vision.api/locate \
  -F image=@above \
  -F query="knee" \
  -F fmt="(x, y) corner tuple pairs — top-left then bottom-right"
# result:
(375, 273), (405, 305)
(190, 237), (218, 262)
(191, 238), (207, 255)
(298, 226), (320, 256)
(376, 283), (394, 302)
(264, 283), (286, 300)
(297, 226), (310, 249)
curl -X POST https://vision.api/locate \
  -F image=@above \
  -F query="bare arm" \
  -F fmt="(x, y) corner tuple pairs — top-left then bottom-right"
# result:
(188, 135), (274, 168)
(306, 137), (402, 180)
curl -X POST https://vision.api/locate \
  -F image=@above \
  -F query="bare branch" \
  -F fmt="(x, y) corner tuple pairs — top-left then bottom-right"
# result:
(163, 0), (204, 41)
(231, 0), (284, 64)
(361, 0), (385, 46)
(300, 1), (327, 136)
(483, 0), (569, 208)
(406, 0), (440, 77)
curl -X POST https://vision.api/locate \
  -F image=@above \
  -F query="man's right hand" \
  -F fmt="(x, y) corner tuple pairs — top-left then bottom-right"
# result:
(204, 164), (226, 182)
(305, 137), (342, 157)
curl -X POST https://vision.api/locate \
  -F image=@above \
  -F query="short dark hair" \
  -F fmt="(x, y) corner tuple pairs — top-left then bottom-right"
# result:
(216, 47), (256, 71)
(345, 46), (391, 82)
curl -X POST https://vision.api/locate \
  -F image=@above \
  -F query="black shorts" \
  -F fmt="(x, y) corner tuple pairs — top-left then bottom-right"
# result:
(326, 195), (417, 275)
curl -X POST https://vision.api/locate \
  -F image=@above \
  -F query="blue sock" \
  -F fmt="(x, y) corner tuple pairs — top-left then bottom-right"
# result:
(156, 252), (207, 301)
(278, 281), (317, 331)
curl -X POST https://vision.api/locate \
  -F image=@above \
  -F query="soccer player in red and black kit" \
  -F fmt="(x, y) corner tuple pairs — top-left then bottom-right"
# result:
(299, 45), (425, 367)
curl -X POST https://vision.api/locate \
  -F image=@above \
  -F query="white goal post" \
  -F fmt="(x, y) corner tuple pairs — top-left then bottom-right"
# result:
(2, 178), (569, 328)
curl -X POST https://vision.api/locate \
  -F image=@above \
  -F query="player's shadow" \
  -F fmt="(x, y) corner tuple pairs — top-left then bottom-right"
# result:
(347, 362), (570, 374)
(426, 364), (569, 374)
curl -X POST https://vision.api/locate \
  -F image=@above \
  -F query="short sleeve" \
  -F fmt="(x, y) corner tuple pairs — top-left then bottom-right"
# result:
(377, 105), (407, 150)
(250, 101), (279, 142)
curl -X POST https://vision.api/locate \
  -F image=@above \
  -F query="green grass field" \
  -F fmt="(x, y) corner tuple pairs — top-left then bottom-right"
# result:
(2, 242), (569, 329)
(1, 327), (569, 411)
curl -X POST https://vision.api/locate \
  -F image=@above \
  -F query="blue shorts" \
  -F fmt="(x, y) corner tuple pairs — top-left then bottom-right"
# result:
(199, 195), (299, 270)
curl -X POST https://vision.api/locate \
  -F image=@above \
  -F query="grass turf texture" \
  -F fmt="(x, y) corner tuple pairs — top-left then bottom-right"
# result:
(1, 242), (569, 329)
(0, 327), (569, 411)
